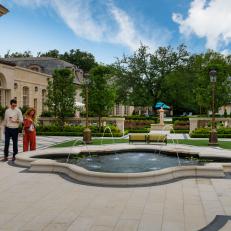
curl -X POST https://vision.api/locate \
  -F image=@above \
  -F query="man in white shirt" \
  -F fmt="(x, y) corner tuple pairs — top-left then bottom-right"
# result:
(3, 99), (23, 161)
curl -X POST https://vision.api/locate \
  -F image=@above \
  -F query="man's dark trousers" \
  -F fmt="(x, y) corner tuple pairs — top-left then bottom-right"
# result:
(4, 127), (19, 158)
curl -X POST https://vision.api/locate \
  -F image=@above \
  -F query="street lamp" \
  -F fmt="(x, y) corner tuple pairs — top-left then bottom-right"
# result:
(83, 75), (92, 144)
(208, 69), (218, 146)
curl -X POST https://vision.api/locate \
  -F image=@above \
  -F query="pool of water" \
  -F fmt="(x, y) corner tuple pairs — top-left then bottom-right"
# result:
(56, 151), (202, 173)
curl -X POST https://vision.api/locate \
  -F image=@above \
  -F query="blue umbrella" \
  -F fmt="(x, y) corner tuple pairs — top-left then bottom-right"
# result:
(154, 101), (170, 110)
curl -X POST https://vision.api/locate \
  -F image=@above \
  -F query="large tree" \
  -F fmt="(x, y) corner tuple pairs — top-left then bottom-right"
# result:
(61, 49), (97, 73)
(46, 69), (76, 128)
(114, 44), (189, 107)
(190, 51), (231, 114)
(85, 65), (116, 130)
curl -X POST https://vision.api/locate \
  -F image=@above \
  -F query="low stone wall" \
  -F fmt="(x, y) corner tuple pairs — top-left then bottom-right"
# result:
(189, 117), (231, 132)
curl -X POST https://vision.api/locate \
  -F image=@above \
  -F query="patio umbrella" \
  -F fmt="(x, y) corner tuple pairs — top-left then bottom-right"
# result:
(154, 101), (170, 110)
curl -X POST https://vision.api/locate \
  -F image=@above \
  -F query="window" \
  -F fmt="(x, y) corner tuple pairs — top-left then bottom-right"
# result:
(124, 106), (129, 115)
(42, 89), (46, 112)
(14, 83), (18, 89)
(34, 98), (37, 111)
(23, 86), (29, 107)
(35, 86), (38, 92)
(116, 104), (120, 115)
(0, 79), (2, 87)
(28, 65), (41, 72)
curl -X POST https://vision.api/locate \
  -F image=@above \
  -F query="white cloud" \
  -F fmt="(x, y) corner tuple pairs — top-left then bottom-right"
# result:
(11, 0), (168, 51)
(172, 0), (231, 50)
(52, 0), (106, 42)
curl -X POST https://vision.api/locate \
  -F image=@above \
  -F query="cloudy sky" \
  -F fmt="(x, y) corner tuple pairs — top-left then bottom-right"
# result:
(1, 0), (231, 63)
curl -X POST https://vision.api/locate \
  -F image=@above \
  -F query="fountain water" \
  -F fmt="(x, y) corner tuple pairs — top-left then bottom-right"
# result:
(66, 138), (92, 164)
(161, 124), (181, 166)
(101, 126), (119, 160)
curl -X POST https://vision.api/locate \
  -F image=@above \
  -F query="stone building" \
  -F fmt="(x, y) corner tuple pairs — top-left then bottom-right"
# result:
(0, 57), (83, 116)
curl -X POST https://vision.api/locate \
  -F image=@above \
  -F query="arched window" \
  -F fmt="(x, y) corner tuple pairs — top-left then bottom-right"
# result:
(14, 83), (18, 89)
(35, 86), (38, 92)
(23, 86), (29, 107)
(28, 65), (41, 72)
(42, 89), (47, 112)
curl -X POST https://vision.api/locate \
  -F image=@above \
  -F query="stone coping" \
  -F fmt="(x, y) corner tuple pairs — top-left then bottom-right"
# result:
(15, 143), (231, 186)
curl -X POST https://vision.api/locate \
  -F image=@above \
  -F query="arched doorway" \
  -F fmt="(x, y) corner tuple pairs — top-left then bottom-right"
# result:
(0, 72), (8, 106)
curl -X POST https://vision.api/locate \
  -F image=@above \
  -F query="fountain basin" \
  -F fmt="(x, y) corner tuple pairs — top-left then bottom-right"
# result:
(15, 144), (231, 186)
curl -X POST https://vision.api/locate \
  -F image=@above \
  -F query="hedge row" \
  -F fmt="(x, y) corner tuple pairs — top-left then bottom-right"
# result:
(126, 128), (150, 133)
(125, 116), (158, 122)
(37, 132), (123, 137)
(172, 116), (189, 123)
(36, 125), (120, 133)
(170, 129), (189, 134)
(190, 133), (231, 138)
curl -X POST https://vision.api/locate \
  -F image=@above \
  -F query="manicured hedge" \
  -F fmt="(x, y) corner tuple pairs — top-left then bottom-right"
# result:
(170, 129), (189, 134)
(125, 115), (158, 122)
(36, 124), (123, 137)
(172, 116), (189, 123)
(190, 133), (231, 138)
(126, 128), (150, 133)
(190, 127), (231, 138)
(37, 132), (124, 137)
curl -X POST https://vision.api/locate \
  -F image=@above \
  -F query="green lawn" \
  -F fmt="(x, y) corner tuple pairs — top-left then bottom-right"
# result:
(52, 138), (231, 150)
(168, 139), (231, 150)
(53, 138), (128, 147)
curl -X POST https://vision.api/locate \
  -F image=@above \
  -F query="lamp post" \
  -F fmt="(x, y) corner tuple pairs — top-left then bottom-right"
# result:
(83, 75), (92, 144)
(208, 69), (218, 146)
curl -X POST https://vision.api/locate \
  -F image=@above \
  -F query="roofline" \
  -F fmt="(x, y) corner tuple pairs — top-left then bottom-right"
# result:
(15, 66), (52, 78)
(0, 4), (9, 16)
(0, 59), (16, 67)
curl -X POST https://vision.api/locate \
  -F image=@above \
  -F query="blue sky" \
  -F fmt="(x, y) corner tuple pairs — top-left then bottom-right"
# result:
(1, 0), (231, 63)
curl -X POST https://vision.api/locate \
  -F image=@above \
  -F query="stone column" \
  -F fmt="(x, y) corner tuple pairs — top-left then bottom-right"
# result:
(159, 108), (164, 126)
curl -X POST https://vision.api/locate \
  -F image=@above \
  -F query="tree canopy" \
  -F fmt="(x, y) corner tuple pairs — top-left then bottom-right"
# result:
(84, 65), (116, 129)
(46, 68), (76, 128)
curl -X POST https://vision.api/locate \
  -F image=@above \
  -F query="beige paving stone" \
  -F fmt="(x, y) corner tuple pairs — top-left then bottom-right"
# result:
(42, 223), (70, 231)
(1, 162), (231, 231)
(66, 217), (95, 231)
(90, 226), (113, 231)
(113, 219), (140, 231)
(138, 213), (162, 231)
(161, 221), (184, 231)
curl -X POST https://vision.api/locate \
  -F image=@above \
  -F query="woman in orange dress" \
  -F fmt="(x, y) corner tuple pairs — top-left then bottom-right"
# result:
(23, 108), (36, 152)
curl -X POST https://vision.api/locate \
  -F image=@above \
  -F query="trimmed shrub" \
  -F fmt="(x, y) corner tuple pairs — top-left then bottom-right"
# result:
(36, 132), (123, 137)
(190, 127), (231, 138)
(125, 115), (158, 122)
(126, 128), (150, 133)
(172, 116), (189, 123)
(170, 129), (189, 134)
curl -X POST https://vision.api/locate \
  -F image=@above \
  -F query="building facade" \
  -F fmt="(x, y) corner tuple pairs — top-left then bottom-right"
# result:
(0, 57), (83, 116)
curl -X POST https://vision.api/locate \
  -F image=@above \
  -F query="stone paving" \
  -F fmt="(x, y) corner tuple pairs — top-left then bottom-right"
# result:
(0, 135), (77, 158)
(1, 162), (231, 231)
(1, 135), (231, 230)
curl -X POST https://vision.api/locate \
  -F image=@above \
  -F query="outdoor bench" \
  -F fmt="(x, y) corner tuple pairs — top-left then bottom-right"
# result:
(129, 133), (147, 143)
(146, 134), (167, 144)
(129, 133), (167, 144)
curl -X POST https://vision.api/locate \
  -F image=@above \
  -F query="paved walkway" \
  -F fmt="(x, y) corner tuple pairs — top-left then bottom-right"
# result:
(1, 162), (231, 230)
(1, 135), (231, 230)
(0, 135), (77, 157)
